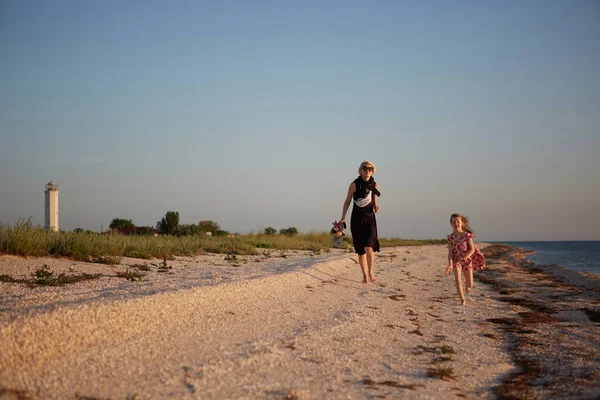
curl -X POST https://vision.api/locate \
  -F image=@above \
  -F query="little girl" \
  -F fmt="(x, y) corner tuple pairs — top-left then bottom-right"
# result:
(446, 213), (486, 305)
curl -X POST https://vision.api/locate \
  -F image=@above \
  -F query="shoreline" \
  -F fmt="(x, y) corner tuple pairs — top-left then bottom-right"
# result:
(490, 240), (600, 280)
(0, 244), (599, 399)
(479, 244), (600, 399)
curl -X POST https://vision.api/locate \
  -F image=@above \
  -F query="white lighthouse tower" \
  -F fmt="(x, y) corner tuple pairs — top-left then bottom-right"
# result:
(45, 181), (59, 232)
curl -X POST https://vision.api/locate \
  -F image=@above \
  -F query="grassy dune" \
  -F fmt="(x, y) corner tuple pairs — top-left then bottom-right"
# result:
(0, 220), (445, 262)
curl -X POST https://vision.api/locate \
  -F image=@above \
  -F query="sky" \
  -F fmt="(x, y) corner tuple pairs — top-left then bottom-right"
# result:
(1, 1), (599, 241)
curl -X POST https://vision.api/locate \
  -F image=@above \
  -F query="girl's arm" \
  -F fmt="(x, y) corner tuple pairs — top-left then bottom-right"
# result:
(373, 183), (380, 213)
(446, 241), (454, 275)
(464, 236), (476, 259)
(340, 183), (356, 222)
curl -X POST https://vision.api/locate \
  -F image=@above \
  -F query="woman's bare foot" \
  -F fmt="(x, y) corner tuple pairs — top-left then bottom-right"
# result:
(362, 278), (368, 284)
(461, 299), (467, 305)
(370, 275), (376, 283)
(466, 287), (472, 294)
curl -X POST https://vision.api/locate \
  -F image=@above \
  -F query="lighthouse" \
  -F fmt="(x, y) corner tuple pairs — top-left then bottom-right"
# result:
(45, 181), (59, 232)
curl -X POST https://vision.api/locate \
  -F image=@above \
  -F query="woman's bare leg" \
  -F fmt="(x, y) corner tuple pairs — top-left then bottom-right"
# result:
(365, 247), (376, 282)
(358, 254), (368, 283)
(454, 267), (466, 305)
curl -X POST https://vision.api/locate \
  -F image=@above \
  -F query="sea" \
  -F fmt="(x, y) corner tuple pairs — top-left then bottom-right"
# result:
(500, 241), (600, 278)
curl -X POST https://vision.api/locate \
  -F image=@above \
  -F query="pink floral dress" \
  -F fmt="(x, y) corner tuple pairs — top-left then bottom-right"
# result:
(447, 232), (486, 270)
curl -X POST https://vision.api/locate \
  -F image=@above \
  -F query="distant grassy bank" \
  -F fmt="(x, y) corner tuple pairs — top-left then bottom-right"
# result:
(0, 220), (445, 263)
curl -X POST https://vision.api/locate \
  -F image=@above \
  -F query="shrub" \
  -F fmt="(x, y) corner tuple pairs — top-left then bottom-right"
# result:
(264, 227), (277, 235)
(279, 227), (299, 236)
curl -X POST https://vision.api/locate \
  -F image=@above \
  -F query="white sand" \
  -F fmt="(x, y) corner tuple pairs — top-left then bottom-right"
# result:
(0, 245), (515, 399)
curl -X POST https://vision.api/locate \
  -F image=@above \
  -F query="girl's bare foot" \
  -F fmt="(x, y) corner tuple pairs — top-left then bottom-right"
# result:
(466, 287), (472, 294)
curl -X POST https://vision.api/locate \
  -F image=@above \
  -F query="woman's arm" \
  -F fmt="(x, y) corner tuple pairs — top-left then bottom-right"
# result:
(340, 183), (356, 222)
(373, 183), (380, 213)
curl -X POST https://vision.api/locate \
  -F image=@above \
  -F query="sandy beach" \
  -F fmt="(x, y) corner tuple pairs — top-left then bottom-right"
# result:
(1, 244), (599, 399)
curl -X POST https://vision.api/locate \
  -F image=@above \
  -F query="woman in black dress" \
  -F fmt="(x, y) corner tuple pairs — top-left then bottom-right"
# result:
(340, 161), (380, 283)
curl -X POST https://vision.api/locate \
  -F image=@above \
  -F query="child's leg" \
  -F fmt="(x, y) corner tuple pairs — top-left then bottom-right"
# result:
(358, 253), (368, 283)
(453, 267), (466, 305)
(466, 268), (474, 293)
(365, 247), (376, 282)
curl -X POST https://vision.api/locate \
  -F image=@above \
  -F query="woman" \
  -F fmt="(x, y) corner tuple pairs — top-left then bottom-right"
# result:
(340, 160), (381, 283)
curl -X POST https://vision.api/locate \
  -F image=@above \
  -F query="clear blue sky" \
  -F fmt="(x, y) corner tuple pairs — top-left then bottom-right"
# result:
(1, 1), (599, 241)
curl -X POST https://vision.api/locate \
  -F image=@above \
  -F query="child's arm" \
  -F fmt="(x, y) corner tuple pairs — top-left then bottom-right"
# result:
(464, 236), (476, 260)
(445, 241), (454, 275)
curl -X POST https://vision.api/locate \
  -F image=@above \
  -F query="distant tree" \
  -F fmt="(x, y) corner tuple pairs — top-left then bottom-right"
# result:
(264, 227), (277, 235)
(157, 211), (179, 234)
(198, 220), (221, 234)
(279, 227), (299, 236)
(173, 224), (196, 236)
(109, 218), (135, 231)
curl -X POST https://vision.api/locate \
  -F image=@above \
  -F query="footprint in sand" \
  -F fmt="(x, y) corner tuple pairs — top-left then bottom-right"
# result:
(384, 323), (406, 329)
(408, 326), (424, 336)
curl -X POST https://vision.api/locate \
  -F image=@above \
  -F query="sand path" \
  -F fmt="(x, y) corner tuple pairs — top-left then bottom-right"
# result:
(0, 245), (514, 399)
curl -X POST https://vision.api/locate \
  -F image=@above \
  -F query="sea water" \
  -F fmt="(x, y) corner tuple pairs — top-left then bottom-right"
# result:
(501, 241), (600, 278)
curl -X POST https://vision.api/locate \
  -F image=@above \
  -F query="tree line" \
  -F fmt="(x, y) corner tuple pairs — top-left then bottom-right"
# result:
(109, 211), (298, 236)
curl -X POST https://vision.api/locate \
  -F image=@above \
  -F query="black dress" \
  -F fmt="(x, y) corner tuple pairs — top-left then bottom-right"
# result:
(350, 176), (380, 255)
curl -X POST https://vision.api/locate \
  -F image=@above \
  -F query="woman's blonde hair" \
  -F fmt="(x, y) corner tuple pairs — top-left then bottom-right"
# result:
(358, 160), (376, 175)
(450, 213), (474, 234)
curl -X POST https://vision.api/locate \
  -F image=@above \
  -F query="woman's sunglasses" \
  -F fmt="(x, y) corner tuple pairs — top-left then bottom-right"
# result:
(361, 166), (373, 172)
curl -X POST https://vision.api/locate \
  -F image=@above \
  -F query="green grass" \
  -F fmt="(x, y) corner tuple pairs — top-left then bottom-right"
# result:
(31, 265), (102, 286)
(0, 220), (446, 261)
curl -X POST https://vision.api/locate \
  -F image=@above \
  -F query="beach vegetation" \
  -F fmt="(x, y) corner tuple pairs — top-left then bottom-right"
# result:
(224, 253), (246, 267)
(0, 274), (18, 283)
(74, 228), (95, 234)
(129, 264), (151, 271)
(0, 220), (446, 261)
(426, 366), (455, 380)
(157, 257), (172, 271)
(116, 269), (145, 281)
(31, 265), (102, 286)
(440, 345), (455, 354)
